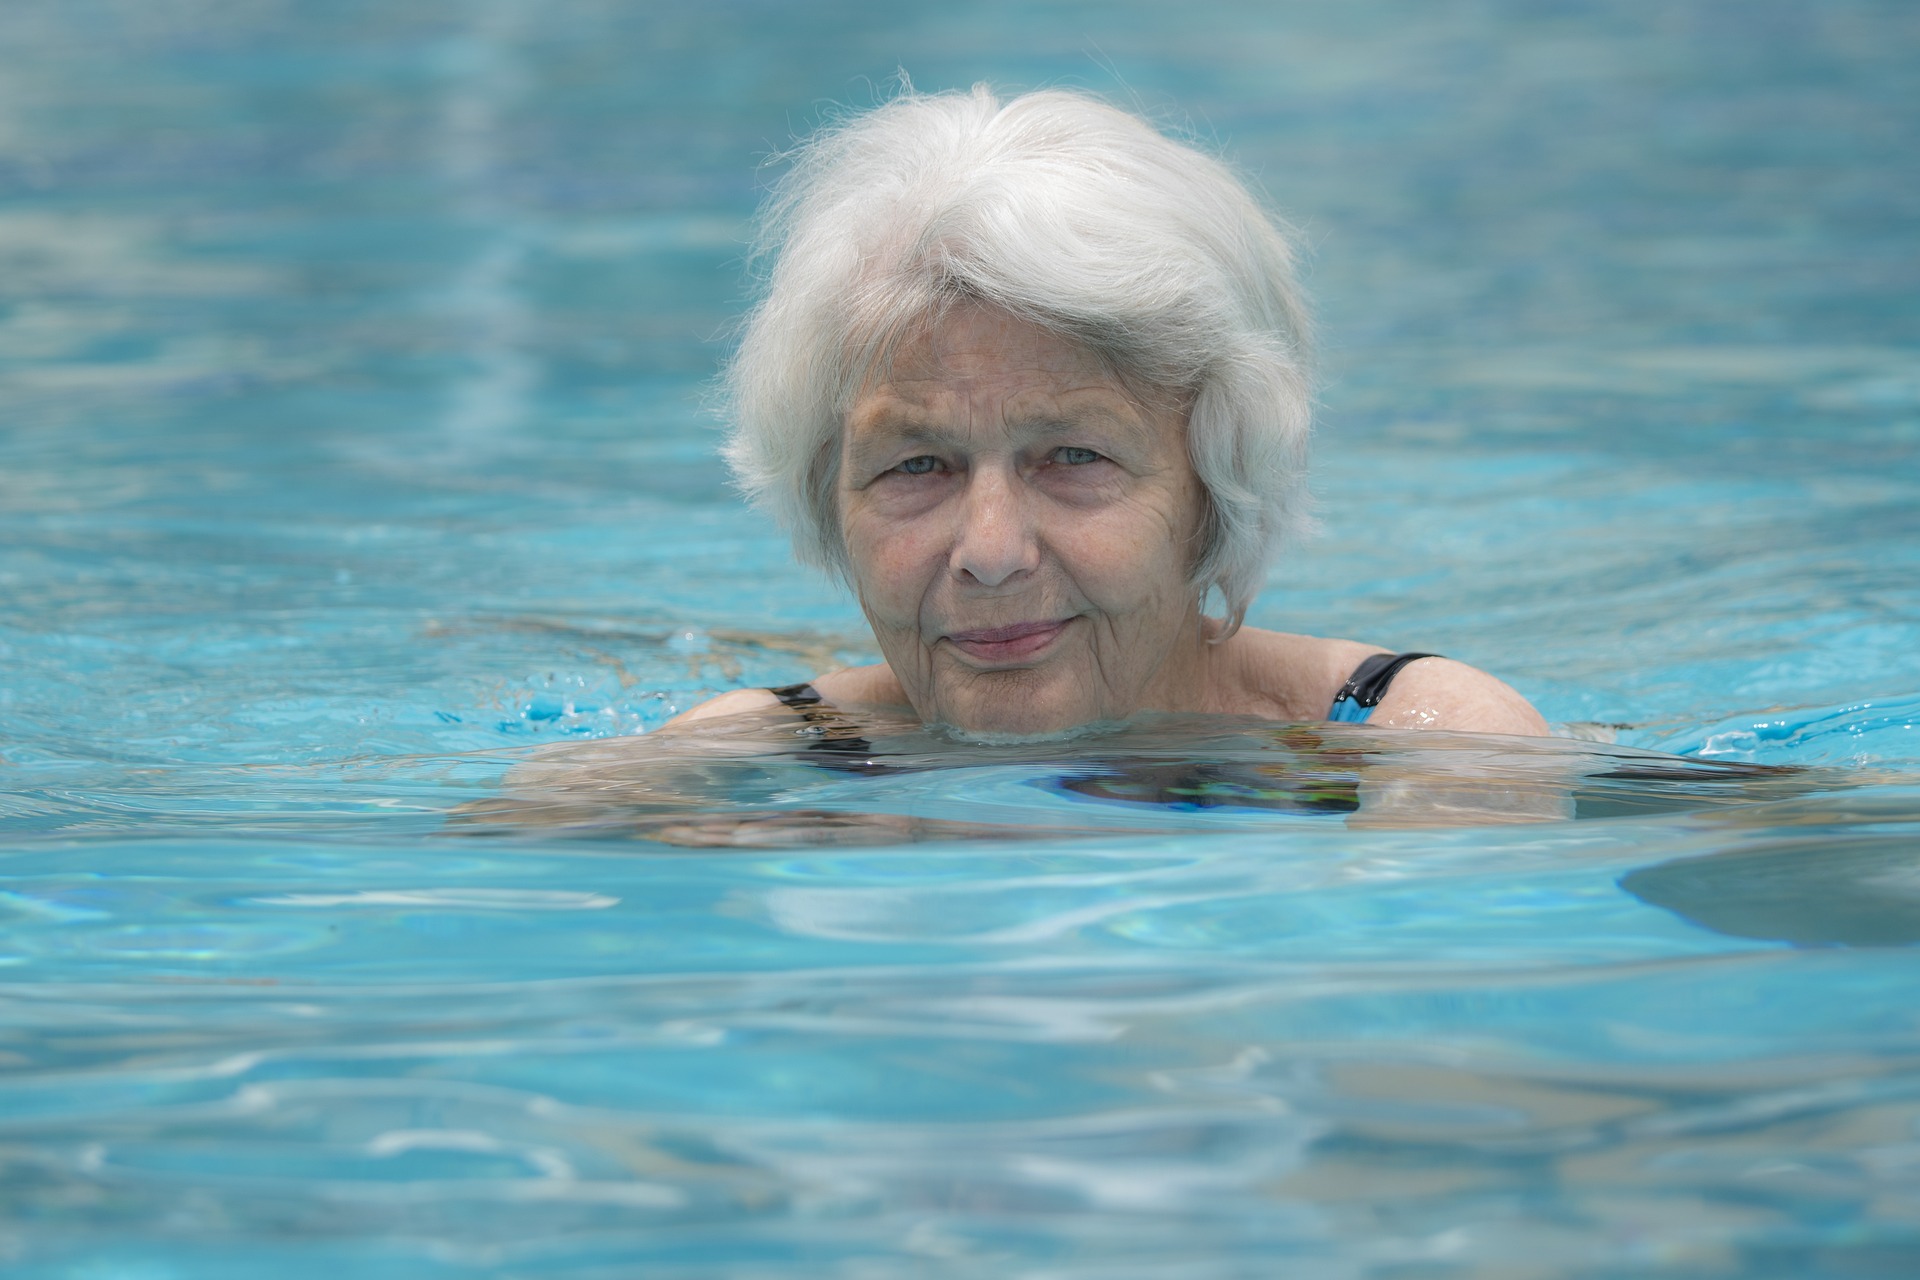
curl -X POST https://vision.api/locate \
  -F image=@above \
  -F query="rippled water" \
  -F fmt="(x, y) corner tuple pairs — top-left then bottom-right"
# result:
(3, 1), (1919, 1275)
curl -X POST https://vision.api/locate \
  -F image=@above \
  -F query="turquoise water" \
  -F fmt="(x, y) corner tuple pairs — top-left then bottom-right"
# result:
(4, 1), (1919, 1275)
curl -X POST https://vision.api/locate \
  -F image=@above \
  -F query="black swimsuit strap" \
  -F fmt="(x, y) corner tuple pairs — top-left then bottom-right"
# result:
(765, 682), (890, 774)
(768, 682), (824, 709)
(1333, 652), (1442, 709)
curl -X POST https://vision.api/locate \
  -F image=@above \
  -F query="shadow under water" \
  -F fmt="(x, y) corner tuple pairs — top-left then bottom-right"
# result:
(1621, 815), (1920, 948)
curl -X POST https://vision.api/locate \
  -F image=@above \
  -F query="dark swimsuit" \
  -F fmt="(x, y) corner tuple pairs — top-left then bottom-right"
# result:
(766, 653), (1441, 811)
(769, 651), (1439, 736)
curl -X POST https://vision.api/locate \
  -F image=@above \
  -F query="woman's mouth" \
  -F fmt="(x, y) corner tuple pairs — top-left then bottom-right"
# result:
(944, 619), (1071, 664)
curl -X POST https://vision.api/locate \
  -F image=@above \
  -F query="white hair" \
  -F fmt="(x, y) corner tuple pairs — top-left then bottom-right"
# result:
(721, 84), (1314, 631)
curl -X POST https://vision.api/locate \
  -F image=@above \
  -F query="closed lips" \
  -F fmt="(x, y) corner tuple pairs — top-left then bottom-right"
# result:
(945, 619), (1070, 660)
(948, 620), (1064, 644)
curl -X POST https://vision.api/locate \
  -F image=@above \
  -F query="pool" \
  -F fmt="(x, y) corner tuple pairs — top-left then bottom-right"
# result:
(3, 0), (1918, 1274)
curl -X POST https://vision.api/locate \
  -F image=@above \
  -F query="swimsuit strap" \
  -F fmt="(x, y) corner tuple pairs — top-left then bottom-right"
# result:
(1328, 652), (1442, 723)
(768, 682), (824, 709)
(765, 682), (890, 774)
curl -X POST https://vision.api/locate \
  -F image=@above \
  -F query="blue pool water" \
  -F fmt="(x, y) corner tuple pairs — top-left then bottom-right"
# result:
(3, 1), (1919, 1275)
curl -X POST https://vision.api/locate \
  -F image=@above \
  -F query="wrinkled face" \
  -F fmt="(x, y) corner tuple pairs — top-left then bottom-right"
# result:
(838, 304), (1208, 735)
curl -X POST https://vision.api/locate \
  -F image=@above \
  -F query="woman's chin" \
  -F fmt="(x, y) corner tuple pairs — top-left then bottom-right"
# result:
(922, 686), (1121, 744)
(930, 717), (1124, 746)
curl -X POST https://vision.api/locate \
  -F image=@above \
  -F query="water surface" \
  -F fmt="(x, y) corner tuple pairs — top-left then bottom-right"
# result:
(2, 1), (1918, 1275)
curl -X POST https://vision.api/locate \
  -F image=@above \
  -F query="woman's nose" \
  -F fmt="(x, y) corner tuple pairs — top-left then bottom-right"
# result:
(949, 467), (1039, 587)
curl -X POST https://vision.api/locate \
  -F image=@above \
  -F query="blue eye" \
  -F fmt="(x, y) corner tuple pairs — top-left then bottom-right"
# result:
(895, 455), (940, 476)
(1053, 447), (1102, 465)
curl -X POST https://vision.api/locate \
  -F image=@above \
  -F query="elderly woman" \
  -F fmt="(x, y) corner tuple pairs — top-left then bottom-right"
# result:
(673, 86), (1547, 741)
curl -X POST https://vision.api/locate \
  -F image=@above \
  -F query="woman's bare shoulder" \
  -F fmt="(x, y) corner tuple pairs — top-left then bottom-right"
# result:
(1214, 627), (1384, 720)
(660, 664), (906, 729)
(1228, 628), (1548, 736)
(1367, 657), (1550, 736)
(811, 663), (906, 708)
(661, 687), (783, 728)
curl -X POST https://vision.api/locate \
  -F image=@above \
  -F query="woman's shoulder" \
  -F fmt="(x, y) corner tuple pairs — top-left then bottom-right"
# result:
(1360, 654), (1548, 735)
(1226, 627), (1548, 736)
(1212, 628), (1370, 718)
(660, 686), (785, 727)
(664, 645), (1545, 736)
(660, 664), (905, 729)
(811, 663), (906, 708)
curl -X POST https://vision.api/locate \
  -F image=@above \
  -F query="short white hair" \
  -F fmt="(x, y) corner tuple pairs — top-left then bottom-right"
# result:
(721, 84), (1314, 630)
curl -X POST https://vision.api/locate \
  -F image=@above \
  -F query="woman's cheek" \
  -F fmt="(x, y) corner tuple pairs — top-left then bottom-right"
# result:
(859, 473), (951, 519)
(1032, 460), (1128, 507)
(848, 520), (931, 616)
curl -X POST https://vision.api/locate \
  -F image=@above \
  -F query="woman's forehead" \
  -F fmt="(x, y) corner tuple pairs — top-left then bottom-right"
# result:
(887, 305), (1109, 382)
(856, 303), (1154, 408)
(844, 338), (1185, 466)
(844, 301), (1192, 441)
(844, 382), (1153, 446)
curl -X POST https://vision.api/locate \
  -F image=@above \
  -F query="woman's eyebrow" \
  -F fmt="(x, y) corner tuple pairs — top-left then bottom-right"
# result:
(845, 411), (946, 448)
(846, 388), (1154, 447)
(1009, 402), (1158, 448)
(841, 415), (961, 474)
(845, 382), (938, 430)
